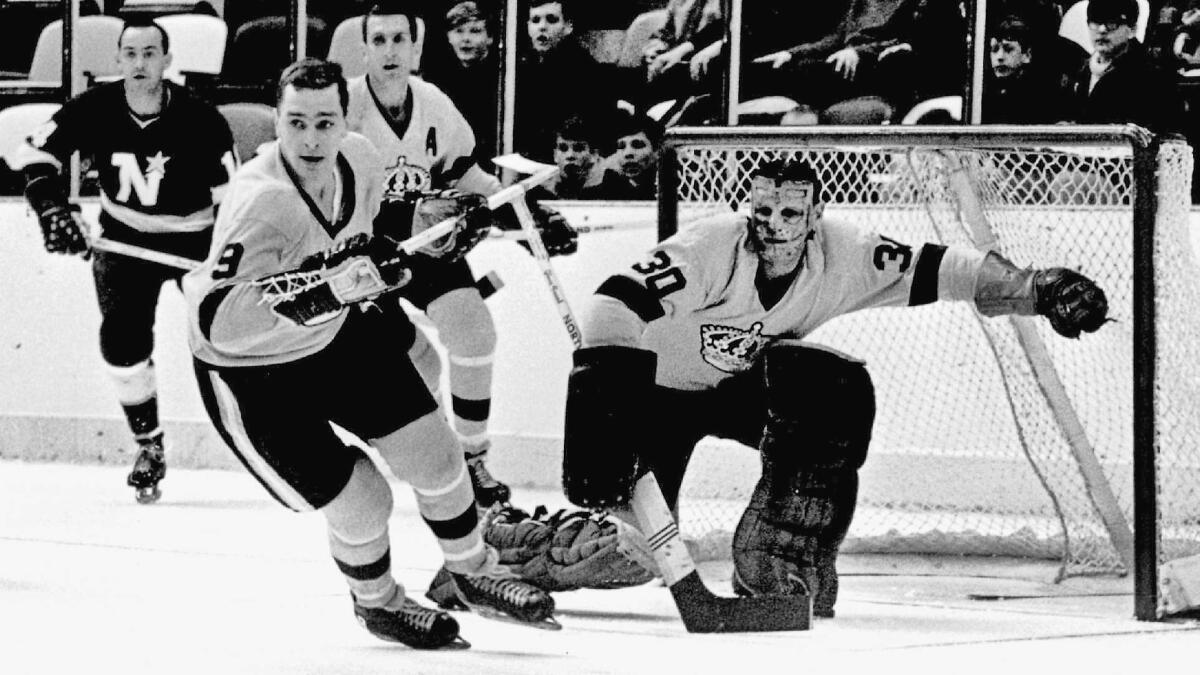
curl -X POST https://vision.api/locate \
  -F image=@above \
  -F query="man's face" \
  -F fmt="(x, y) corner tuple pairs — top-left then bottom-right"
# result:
(365, 15), (415, 82)
(615, 132), (657, 179)
(989, 38), (1030, 78)
(116, 26), (171, 87)
(276, 84), (347, 179)
(448, 19), (492, 63)
(749, 176), (821, 269)
(553, 136), (597, 179)
(528, 3), (571, 53)
(1088, 19), (1135, 59)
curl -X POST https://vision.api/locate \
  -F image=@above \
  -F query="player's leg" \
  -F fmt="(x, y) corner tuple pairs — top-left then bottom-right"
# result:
(333, 306), (556, 629)
(92, 251), (174, 503)
(402, 260), (509, 508)
(731, 343), (874, 618)
(193, 346), (464, 649)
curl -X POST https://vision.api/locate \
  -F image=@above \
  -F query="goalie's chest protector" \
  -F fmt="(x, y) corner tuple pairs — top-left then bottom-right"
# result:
(346, 76), (476, 193)
(641, 217), (923, 391)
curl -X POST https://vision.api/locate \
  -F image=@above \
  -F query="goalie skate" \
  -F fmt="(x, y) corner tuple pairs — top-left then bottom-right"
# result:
(352, 593), (469, 650)
(127, 438), (166, 504)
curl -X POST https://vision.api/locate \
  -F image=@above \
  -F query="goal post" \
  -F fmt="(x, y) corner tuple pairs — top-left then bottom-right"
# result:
(656, 125), (1200, 621)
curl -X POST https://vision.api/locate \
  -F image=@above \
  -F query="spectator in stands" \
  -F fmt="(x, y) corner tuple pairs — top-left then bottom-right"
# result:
(740, 1), (849, 102)
(1168, 1), (1200, 68)
(748, 0), (920, 114)
(514, 0), (618, 162)
(423, 1), (502, 169)
(529, 114), (607, 200)
(993, 0), (1088, 88)
(638, 0), (725, 108)
(583, 109), (661, 200)
(982, 15), (1071, 123)
(1063, 0), (1185, 133)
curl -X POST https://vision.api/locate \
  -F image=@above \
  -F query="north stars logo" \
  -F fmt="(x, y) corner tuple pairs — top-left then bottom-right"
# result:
(382, 155), (431, 196)
(700, 322), (773, 373)
(112, 151), (170, 206)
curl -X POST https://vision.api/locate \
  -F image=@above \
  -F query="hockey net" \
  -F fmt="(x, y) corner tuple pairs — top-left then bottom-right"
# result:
(659, 127), (1200, 616)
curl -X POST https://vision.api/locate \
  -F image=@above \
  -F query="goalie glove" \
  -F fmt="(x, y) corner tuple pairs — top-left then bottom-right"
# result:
(483, 505), (658, 592)
(24, 172), (89, 256)
(378, 188), (491, 262)
(257, 233), (413, 327)
(1034, 267), (1109, 339)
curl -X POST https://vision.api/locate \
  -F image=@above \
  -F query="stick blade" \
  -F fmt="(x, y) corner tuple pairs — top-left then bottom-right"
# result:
(493, 153), (557, 175)
(670, 571), (811, 633)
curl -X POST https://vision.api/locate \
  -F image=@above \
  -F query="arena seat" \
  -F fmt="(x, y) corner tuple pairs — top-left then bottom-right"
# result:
(222, 15), (329, 85)
(9, 16), (124, 86)
(217, 102), (276, 163)
(900, 95), (963, 124)
(155, 13), (228, 83)
(0, 103), (60, 170)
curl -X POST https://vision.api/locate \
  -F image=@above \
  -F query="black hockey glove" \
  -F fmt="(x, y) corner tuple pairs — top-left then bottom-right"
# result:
(1034, 267), (1109, 339)
(24, 172), (89, 256)
(378, 189), (491, 262)
(495, 201), (579, 257)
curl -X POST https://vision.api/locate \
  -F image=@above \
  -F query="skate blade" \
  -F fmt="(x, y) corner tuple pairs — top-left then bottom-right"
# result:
(134, 487), (161, 504)
(462, 602), (562, 631)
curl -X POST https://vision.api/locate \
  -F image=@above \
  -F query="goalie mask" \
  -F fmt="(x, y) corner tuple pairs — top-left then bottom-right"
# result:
(747, 159), (823, 270)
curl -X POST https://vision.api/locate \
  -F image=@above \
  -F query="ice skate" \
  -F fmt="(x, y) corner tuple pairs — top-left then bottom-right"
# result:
(445, 547), (560, 630)
(465, 441), (511, 508)
(126, 437), (166, 504)
(352, 592), (468, 649)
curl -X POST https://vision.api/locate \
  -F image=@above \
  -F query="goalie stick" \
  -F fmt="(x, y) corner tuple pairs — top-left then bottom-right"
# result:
(498, 154), (811, 632)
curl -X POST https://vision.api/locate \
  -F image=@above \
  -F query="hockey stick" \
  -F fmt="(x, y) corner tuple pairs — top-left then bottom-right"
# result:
(499, 154), (810, 632)
(89, 236), (202, 271)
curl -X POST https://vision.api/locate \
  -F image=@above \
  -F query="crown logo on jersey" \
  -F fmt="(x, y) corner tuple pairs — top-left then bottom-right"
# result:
(382, 156), (431, 197)
(700, 322), (770, 373)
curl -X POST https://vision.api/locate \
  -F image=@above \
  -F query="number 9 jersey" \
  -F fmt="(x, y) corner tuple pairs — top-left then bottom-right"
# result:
(580, 213), (988, 391)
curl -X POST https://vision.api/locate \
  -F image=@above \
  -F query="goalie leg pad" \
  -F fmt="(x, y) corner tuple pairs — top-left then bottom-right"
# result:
(562, 346), (656, 508)
(733, 343), (874, 617)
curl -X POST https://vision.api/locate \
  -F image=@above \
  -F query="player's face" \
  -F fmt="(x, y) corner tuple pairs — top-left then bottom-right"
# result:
(554, 137), (597, 179)
(614, 132), (657, 179)
(528, 3), (572, 53)
(749, 176), (822, 270)
(116, 26), (172, 88)
(276, 84), (347, 179)
(448, 19), (492, 63)
(1088, 19), (1134, 59)
(365, 15), (415, 82)
(989, 38), (1030, 79)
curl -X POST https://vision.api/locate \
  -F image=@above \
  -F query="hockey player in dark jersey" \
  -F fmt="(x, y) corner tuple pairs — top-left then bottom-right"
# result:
(182, 58), (558, 649)
(10, 17), (236, 504)
(561, 158), (1110, 618)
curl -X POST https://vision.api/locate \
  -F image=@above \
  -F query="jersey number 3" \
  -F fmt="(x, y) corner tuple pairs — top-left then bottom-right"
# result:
(872, 235), (913, 273)
(632, 250), (686, 298)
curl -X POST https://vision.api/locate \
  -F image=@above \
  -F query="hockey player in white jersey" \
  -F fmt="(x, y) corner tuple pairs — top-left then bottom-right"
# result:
(347, 1), (577, 510)
(183, 58), (558, 649)
(561, 158), (1109, 618)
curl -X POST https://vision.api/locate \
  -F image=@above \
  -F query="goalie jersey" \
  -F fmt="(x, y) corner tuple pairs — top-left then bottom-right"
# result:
(583, 214), (987, 390)
(10, 80), (235, 255)
(345, 75), (499, 197)
(182, 133), (384, 368)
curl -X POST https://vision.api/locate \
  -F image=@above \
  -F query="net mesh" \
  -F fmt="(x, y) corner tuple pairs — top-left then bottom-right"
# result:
(666, 137), (1200, 591)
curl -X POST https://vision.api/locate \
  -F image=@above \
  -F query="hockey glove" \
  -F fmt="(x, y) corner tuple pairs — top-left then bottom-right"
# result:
(1034, 267), (1109, 339)
(523, 203), (578, 257)
(24, 172), (89, 256)
(259, 234), (413, 327)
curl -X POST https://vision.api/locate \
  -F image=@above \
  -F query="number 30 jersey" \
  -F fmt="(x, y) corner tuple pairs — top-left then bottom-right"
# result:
(582, 214), (987, 390)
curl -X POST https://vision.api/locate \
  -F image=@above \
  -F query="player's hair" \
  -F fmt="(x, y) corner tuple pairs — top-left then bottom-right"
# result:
(276, 58), (349, 114)
(752, 158), (824, 203)
(446, 1), (493, 32)
(529, 0), (573, 22)
(993, 15), (1034, 48)
(1087, 0), (1138, 26)
(555, 114), (601, 149)
(612, 108), (664, 149)
(118, 16), (170, 54)
(363, 0), (422, 43)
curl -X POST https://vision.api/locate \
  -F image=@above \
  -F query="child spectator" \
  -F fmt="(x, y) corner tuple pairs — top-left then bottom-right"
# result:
(584, 109), (662, 200)
(982, 16), (1071, 123)
(529, 114), (606, 200)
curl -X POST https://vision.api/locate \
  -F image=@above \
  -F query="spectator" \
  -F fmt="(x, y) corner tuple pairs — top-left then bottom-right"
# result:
(982, 15), (1071, 123)
(514, 0), (618, 162)
(1063, 0), (1185, 133)
(583, 109), (661, 200)
(741, 1), (850, 102)
(992, 0), (1088, 87)
(529, 114), (607, 200)
(423, 1), (503, 169)
(748, 0), (921, 113)
(638, 0), (725, 108)
(1168, 1), (1200, 68)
